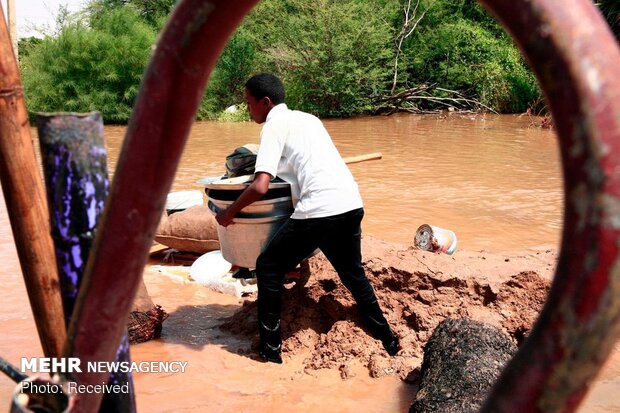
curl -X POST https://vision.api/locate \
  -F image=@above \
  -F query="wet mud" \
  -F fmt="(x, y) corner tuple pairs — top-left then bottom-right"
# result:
(219, 237), (554, 381)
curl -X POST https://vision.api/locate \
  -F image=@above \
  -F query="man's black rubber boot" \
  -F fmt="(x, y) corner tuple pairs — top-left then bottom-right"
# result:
(258, 314), (283, 364)
(258, 342), (283, 364)
(358, 299), (400, 356)
(382, 334), (400, 356)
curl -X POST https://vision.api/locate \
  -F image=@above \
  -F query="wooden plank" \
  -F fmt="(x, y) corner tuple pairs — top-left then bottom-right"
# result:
(149, 242), (169, 255)
(0, 7), (66, 358)
(343, 152), (382, 165)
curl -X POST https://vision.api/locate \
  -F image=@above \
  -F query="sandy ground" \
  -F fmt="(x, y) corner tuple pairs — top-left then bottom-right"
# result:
(5, 237), (619, 412)
(219, 237), (554, 380)
(129, 236), (581, 412)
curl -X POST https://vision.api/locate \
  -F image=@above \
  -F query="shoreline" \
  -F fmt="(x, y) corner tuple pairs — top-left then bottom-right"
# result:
(127, 236), (560, 411)
(7, 237), (620, 412)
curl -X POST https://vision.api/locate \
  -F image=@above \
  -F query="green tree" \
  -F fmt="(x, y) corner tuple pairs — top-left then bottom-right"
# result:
(198, 29), (258, 119)
(399, 0), (539, 112)
(17, 37), (42, 58)
(88, 0), (177, 28)
(244, 0), (396, 117)
(20, 7), (156, 123)
(19, 0), (544, 120)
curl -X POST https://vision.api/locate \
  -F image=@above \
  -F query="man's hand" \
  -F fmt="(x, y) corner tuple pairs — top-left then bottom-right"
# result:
(216, 208), (235, 227)
(213, 172), (272, 227)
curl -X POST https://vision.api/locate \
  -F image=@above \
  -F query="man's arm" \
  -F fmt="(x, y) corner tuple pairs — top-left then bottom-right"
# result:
(215, 172), (272, 227)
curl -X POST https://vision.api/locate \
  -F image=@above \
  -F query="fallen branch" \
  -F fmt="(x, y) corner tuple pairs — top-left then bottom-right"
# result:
(376, 84), (498, 114)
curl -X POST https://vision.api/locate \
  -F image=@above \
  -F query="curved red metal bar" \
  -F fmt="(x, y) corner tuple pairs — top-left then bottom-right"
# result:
(478, 0), (620, 412)
(63, 0), (620, 411)
(63, 1), (259, 411)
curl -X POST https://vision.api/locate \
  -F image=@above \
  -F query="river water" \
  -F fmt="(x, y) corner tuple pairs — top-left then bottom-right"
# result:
(1, 113), (618, 411)
(109, 112), (564, 251)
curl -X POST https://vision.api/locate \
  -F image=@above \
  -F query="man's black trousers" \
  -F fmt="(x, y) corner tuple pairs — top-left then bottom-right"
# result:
(255, 207), (394, 353)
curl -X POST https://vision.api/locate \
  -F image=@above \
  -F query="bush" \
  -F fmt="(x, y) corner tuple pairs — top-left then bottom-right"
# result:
(20, 0), (542, 120)
(197, 30), (257, 119)
(87, 0), (177, 29)
(17, 37), (42, 58)
(20, 7), (156, 123)
(244, 0), (395, 117)
(213, 103), (250, 122)
(405, 14), (538, 112)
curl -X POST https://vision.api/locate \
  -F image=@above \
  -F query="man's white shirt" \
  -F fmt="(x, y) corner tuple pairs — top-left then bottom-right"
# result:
(254, 104), (363, 219)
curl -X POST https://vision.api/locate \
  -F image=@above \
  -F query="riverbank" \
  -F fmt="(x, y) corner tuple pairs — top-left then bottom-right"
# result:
(131, 237), (564, 412)
(218, 236), (555, 379)
(2, 236), (619, 411)
(0, 113), (596, 410)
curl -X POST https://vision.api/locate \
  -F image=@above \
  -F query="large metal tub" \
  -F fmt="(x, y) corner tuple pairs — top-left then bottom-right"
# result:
(208, 196), (292, 217)
(205, 178), (293, 268)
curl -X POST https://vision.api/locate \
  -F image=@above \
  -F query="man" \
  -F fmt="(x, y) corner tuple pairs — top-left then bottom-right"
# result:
(216, 73), (399, 364)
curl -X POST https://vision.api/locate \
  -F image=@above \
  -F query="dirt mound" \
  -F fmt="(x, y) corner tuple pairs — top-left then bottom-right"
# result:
(220, 237), (555, 380)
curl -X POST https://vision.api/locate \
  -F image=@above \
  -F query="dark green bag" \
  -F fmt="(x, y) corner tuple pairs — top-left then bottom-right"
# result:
(225, 145), (258, 177)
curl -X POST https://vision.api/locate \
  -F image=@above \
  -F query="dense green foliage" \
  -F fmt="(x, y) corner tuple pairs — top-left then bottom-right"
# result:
(30, 0), (620, 122)
(405, 10), (538, 112)
(87, 0), (176, 28)
(243, 0), (396, 117)
(17, 37), (42, 58)
(20, 7), (156, 123)
(197, 30), (258, 119)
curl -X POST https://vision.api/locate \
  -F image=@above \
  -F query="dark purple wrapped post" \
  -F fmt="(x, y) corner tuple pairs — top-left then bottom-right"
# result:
(37, 112), (135, 413)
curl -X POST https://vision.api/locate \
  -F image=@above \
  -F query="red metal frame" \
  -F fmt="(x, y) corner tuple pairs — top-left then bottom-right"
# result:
(62, 1), (260, 411)
(2, 0), (619, 411)
(479, 1), (620, 411)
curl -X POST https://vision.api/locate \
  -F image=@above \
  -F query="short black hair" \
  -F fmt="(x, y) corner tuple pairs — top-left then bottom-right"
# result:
(245, 73), (285, 104)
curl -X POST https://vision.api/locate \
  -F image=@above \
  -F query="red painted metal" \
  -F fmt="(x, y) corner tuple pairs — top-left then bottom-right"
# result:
(56, 0), (620, 412)
(478, 0), (620, 412)
(63, 1), (259, 411)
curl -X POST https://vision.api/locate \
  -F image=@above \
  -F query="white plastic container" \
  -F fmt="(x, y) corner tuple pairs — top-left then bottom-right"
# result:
(414, 224), (458, 255)
(166, 190), (204, 213)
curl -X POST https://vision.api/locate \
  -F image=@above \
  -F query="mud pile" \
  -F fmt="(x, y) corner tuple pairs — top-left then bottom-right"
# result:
(220, 237), (555, 380)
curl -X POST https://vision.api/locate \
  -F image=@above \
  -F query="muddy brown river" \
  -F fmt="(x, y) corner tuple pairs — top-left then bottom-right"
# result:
(1, 113), (618, 411)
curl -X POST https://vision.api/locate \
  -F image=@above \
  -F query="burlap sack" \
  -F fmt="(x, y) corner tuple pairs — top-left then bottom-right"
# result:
(155, 205), (220, 253)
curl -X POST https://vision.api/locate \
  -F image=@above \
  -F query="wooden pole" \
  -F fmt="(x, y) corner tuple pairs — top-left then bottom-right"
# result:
(0, 6), (65, 358)
(343, 152), (382, 165)
(37, 113), (109, 324)
(7, 0), (17, 59)
(37, 112), (135, 413)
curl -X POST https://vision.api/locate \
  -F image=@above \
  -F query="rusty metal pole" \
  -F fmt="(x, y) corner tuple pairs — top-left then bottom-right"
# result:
(37, 113), (136, 413)
(0, 356), (27, 384)
(479, 0), (620, 412)
(62, 1), (260, 411)
(0, 4), (66, 358)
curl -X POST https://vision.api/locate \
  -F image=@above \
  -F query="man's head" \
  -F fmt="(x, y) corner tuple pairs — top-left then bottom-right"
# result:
(244, 73), (285, 124)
